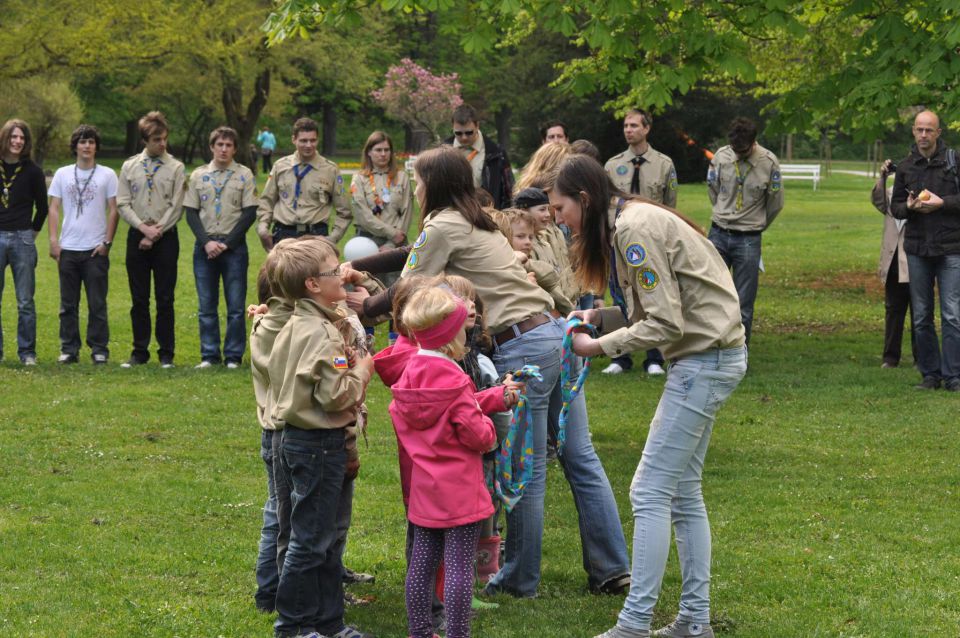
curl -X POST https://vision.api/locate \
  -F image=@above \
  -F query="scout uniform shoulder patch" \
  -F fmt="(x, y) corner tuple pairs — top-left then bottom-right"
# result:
(333, 355), (349, 370)
(771, 169), (782, 192)
(406, 249), (420, 270)
(616, 164), (629, 176)
(638, 267), (659, 291)
(624, 242), (647, 267)
(668, 169), (678, 191)
(413, 230), (427, 249)
(707, 167), (717, 184)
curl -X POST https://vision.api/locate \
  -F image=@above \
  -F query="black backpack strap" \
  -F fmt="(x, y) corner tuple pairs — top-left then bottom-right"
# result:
(949, 148), (960, 194)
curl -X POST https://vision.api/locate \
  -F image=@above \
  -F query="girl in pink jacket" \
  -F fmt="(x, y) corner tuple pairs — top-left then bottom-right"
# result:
(389, 286), (507, 638)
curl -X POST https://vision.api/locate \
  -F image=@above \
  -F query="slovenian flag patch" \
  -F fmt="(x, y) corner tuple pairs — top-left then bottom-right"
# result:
(333, 356), (349, 370)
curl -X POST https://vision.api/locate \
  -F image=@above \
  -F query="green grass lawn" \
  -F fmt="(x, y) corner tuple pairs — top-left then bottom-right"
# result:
(2, 172), (958, 637)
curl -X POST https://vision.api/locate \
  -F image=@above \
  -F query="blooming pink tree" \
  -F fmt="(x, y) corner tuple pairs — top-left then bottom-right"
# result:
(372, 59), (463, 143)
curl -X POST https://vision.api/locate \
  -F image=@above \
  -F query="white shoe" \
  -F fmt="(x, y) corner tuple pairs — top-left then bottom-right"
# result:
(161, 362), (175, 369)
(195, 360), (214, 369)
(646, 363), (666, 376)
(602, 362), (625, 375)
(226, 361), (240, 369)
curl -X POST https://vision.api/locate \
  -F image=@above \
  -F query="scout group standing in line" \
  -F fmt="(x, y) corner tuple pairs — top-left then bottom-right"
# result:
(24, 101), (956, 638)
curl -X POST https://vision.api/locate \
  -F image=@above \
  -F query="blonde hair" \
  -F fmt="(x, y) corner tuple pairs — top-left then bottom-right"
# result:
(490, 208), (535, 245)
(403, 287), (468, 360)
(271, 236), (339, 301)
(391, 275), (439, 338)
(515, 141), (572, 192)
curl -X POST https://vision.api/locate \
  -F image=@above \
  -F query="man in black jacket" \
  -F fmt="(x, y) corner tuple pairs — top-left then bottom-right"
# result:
(891, 110), (960, 391)
(445, 104), (514, 210)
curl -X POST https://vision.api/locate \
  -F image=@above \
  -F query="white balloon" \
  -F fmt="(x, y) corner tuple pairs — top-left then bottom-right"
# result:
(343, 236), (380, 262)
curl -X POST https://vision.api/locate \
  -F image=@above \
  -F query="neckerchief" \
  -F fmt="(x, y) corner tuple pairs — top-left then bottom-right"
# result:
(292, 163), (313, 210)
(558, 317), (595, 456)
(74, 164), (96, 217)
(491, 364), (542, 512)
(1, 161), (23, 208)
(211, 168), (235, 220)
(368, 171), (393, 210)
(141, 157), (163, 206)
(608, 198), (629, 317)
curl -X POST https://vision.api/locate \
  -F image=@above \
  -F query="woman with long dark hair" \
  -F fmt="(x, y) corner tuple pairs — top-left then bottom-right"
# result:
(553, 154), (747, 638)
(399, 146), (629, 598)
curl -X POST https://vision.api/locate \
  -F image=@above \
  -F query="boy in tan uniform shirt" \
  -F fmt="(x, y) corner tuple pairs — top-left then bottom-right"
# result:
(257, 117), (352, 250)
(267, 237), (374, 638)
(117, 111), (186, 368)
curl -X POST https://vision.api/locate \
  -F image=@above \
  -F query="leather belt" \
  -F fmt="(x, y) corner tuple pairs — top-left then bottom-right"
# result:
(549, 308), (562, 319)
(711, 223), (761, 237)
(494, 313), (551, 347)
(273, 221), (329, 235)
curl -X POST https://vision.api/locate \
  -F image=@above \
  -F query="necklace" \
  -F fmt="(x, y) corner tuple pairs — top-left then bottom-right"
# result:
(74, 164), (97, 217)
(1, 161), (23, 208)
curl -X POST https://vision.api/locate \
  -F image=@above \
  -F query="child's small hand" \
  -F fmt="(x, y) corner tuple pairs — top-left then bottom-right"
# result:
(340, 262), (364, 285)
(502, 373), (526, 395)
(526, 272), (538, 285)
(503, 387), (520, 408)
(247, 303), (268, 318)
(514, 250), (529, 264)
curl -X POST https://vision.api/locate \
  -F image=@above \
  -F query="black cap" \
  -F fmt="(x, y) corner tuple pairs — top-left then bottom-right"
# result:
(513, 187), (549, 209)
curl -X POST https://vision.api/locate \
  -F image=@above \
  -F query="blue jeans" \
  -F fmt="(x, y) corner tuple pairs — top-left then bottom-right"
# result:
(255, 429), (281, 611)
(274, 426), (349, 638)
(0, 230), (38, 360)
(618, 346), (746, 631)
(907, 253), (960, 382)
(193, 242), (248, 364)
(708, 227), (762, 345)
(488, 316), (629, 596)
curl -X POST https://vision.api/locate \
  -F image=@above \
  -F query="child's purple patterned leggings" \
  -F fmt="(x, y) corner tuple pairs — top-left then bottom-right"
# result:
(406, 521), (480, 638)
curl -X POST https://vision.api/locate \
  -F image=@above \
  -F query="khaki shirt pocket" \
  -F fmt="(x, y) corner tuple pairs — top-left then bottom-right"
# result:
(313, 180), (332, 206)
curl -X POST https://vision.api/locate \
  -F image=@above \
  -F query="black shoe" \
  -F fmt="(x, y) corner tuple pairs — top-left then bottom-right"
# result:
(916, 376), (942, 390)
(57, 353), (78, 364)
(342, 566), (375, 585)
(589, 573), (631, 595)
(945, 379), (960, 392)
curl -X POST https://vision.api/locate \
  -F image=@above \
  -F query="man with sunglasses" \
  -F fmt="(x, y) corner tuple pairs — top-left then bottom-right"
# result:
(707, 117), (784, 347)
(445, 104), (514, 209)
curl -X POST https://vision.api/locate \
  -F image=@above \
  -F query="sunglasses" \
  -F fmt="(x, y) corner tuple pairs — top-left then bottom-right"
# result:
(453, 130), (475, 137)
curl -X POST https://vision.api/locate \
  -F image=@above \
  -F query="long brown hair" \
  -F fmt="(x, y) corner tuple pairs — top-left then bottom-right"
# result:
(0, 119), (33, 160)
(413, 146), (497, 232)
(360, 130), (397, 178)
(554, 154), (704, 292)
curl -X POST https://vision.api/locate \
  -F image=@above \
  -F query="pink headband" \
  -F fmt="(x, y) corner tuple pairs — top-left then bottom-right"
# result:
(414, 300), (468, 349)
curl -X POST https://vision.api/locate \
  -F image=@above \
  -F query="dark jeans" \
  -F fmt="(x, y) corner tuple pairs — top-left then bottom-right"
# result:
(708, 226), (762, 345)
(883, 254), (916, 366)
(0, 229), (38, 360)
(907, 253), (960, 382)
(255, 429), (281, 612)
(58, 249), (109, 358)
(126, 227), (179, 363)
(262, 149), (273, 173)
(274, 426), (350, 638)
(193, 241), (248, 364)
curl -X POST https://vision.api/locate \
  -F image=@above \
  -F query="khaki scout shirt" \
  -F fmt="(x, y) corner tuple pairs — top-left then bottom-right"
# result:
(597, 201), (745, 360)
(268, 297), (371, 461)
(530, 224), (577, 313)
(350, 168), (413, 246)
(257, 152), (353, 242)
(605, 146), (678, 207)
(707, 144), (784, 232)
(250, 297), (294, 431)
(184, 161), (257, 236)
(400, 208), (554, 334)
(117, 150), (186, 232)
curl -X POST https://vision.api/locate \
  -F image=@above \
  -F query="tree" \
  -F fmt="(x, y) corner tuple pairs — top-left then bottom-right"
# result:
(0, 77), (84, 166)
(372, 58), (463, 146)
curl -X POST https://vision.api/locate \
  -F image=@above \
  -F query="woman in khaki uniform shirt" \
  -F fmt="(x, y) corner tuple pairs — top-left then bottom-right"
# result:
(551, 155), (747, 638)
(399, 146), (629, 599)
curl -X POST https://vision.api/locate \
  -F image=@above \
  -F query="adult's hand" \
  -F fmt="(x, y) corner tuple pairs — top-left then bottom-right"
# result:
(49, 238), (61, 262)
(567, 308), (601, 328)
(204, 240), (224, 259)
(345, 288), (370, 314)
(90, 243), (110, 258)
(139, 223), (163, 242)
(258, 231), (274, 251)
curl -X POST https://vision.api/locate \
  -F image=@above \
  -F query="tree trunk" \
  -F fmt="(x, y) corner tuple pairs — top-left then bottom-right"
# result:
(322, 102), (337, 157)
(222, 57), (270, 170)
(495, 107), (511, 155)
(125, 119), (139, 156)
(785, 133), (794, 161)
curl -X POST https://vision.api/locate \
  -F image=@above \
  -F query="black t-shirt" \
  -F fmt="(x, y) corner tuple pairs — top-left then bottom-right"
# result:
(0, 159), (48, 232)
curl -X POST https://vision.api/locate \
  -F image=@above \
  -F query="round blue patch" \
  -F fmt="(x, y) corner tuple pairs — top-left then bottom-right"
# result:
(616, 165), (629, 176)
(638, 267), (659, 291)
(406, 250), (420, 270)
(203, 175), (210, 182)
(624, 242), (647, 267)
(131, 184), (139, 193)
(281, 191), (288, 199)
(413, 231), (427, 249)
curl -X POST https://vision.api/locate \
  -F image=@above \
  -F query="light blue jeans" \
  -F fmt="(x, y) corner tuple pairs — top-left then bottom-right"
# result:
(0, 229), (38, 361)
(618, 346), (746, 630)
(488, 316), (629, 596)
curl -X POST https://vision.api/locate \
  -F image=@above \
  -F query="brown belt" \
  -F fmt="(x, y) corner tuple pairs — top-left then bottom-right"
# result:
(494, 313), (552, 346)
(549, 308), (562, 319)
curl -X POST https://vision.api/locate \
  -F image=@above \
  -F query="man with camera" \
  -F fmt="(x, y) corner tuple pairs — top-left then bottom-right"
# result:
(890, 110), (960, 391)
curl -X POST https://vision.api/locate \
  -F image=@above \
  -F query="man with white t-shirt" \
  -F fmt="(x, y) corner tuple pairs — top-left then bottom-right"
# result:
(47, 125), (119, 364)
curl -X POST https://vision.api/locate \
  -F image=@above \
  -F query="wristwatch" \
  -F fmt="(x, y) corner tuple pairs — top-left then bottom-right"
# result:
(102, 241), (113, 249)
